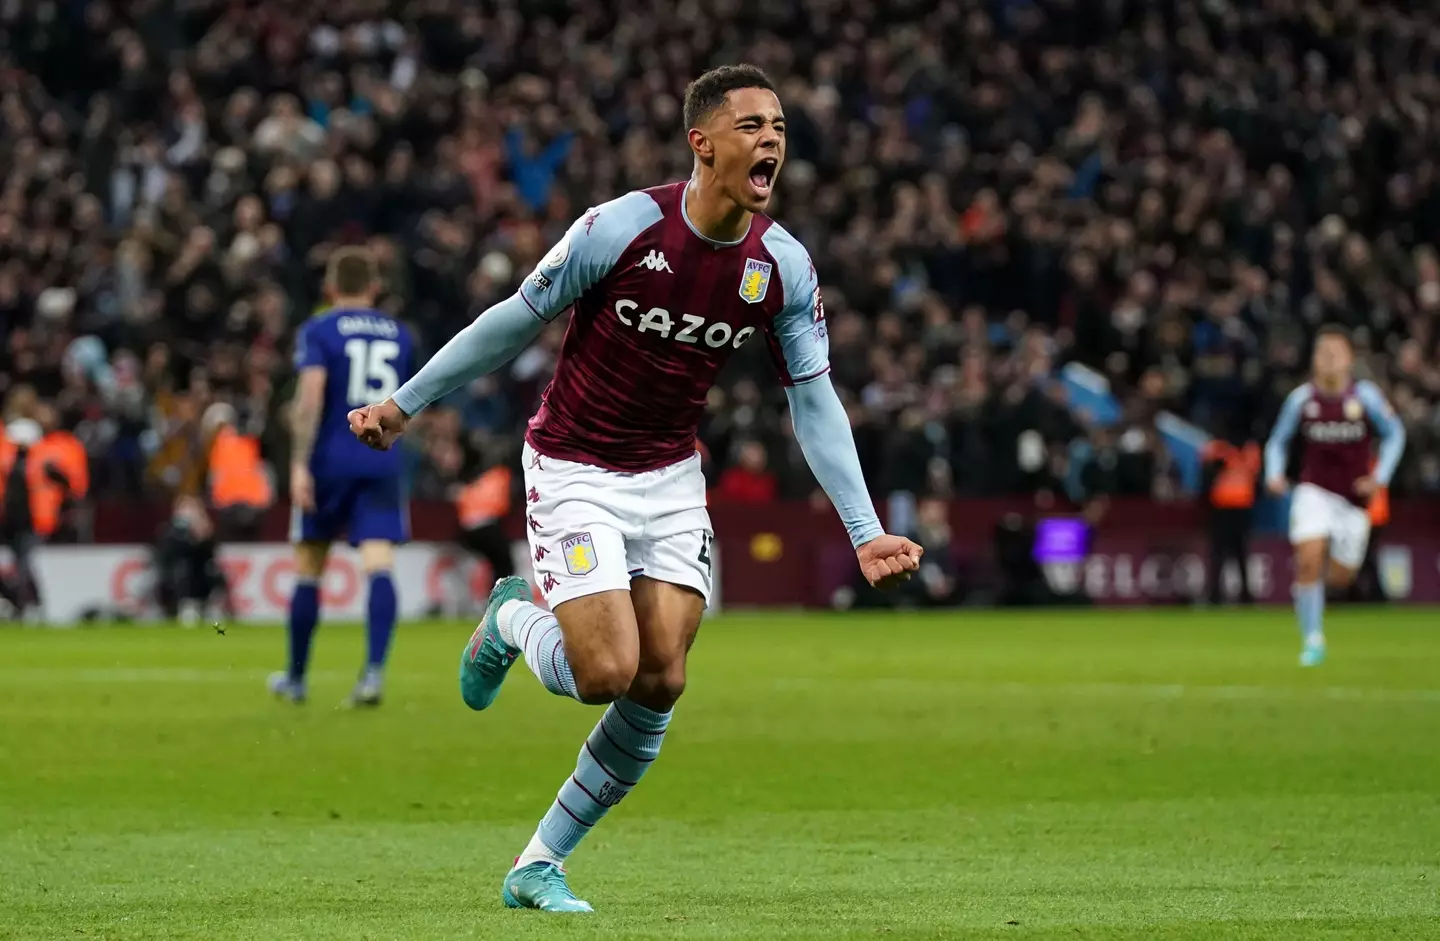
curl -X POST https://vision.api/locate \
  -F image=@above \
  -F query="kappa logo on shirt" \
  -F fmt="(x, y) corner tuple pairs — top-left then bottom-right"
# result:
(637, 250), (672, 273)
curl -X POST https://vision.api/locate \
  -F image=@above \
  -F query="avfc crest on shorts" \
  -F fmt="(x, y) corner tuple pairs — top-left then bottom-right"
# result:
(563, 532), (598, 576)
(739, 258), (772, 304)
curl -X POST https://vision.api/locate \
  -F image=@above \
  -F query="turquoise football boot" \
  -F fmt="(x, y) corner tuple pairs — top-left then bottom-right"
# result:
(501, 861), (594, 913)
(458, 576), (530, 710)
(1299, 639), (1327, 668)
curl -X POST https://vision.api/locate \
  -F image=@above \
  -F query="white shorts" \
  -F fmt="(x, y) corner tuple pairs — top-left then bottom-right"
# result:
(521, 442), (713, 609)
(1289, 482), (1372, 568)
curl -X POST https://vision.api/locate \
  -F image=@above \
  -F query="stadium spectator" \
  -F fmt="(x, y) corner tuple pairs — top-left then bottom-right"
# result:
(0, 418), (45, 619)
(27, 403), (88, 542)
(1, 0), (1438, 520)
(205, 402), (274, 541)
(712, 440), (779, 504)
(153, 495), (231, 625)
(1202, 432), (1261, 604)
(454, 441), (518, 583)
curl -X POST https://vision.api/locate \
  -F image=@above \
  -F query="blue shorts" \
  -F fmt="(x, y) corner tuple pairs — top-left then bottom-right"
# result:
(290, 475), (409, 546)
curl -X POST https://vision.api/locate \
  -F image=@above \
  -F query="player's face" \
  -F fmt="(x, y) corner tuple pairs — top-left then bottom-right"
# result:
(1313, 335), (1353, 383)
(709, 87), (786, 213)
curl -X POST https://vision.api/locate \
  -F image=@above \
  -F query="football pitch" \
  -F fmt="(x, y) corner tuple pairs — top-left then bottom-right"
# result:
(2, 609), (1438, 940)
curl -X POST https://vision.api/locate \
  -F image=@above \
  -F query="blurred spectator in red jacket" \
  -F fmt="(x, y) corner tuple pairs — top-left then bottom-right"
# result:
(713, 440), (777, 504)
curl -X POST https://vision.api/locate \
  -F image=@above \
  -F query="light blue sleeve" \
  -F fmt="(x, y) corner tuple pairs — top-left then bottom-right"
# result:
(785, 378), (885, 549)
(391, 294), (546, 417)
(517, 191), (662, 322)
(762, 224), (882, 548)
(1357, 380), (1406, 485)
(1264, 384), (1308, 483)
(760, 223), (830, 384)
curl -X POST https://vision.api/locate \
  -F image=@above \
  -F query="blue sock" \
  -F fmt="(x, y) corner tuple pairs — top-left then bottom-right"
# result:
(287, 580), (320, 681)
(366, 572), (397, 669)
(510, 603), (581, 700)
(1293, 582), (1325, 645)
(529, 699), (671, 862)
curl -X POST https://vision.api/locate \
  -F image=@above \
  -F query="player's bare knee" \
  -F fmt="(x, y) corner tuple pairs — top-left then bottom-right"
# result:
(552, 591), (641, 703)
(628, 664), (687, 711)
(294, 542), (329, 579)
(358, 539), (394, 574)
(1327, 564), (1358, 590)
(573, 657), (637, 704)
(1292, 541), (1325, 584)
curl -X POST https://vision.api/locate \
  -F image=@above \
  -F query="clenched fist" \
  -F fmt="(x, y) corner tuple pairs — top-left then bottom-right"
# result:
(349, 399), (411, 451)
(856, 533), (924, 591)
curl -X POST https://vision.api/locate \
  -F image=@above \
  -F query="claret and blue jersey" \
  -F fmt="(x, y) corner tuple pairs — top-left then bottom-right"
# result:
(392, 179), (884, 549)
(292, 307), (416, 545)
(517, 181), (829, 472)
(1263, 379), (1405, 507)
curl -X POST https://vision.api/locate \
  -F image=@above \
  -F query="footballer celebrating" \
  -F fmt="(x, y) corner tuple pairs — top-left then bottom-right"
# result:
(1264, 325), (1405, 667)
(350, 65), (922, 912)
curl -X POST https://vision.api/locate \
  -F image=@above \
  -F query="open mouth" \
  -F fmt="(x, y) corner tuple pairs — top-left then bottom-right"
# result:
(748, 157), (778, 195)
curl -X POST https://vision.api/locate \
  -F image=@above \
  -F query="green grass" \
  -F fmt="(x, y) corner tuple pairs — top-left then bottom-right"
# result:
(2, 608), (1438, 940)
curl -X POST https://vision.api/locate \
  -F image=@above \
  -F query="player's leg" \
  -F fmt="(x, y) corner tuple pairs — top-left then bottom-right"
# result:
(1292, 538), (1328, 663)
(1288, 484), (1330, 666)
(510, 514), (711, 873)
(490, 582), (641, 914)
(497, 450), (707, 913)
(338, 539), (395, 705)
(463, 533), (640, 709)
(345, 476), (409, 705)
(271, 480), (352, 701)
(501, 579), (699, 914)
(270, 539), (330, 702)
(360, 540), (398, 673)
(462, 445), (641, 710)
(1323, 502), (1372, 592)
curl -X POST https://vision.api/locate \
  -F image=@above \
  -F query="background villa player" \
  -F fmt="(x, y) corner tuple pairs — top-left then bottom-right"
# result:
(1264, 325), (1405, 667)
(348, 65), (922, 914)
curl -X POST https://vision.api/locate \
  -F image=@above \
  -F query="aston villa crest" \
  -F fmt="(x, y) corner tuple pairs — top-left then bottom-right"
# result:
(739, 258), (772, 304)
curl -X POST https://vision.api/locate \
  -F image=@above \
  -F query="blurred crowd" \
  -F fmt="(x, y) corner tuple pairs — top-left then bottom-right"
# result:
(4, 0), (1440, 532)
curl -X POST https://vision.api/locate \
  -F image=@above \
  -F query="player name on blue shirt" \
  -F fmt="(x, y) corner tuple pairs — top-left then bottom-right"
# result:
(295, 307), (416, 480)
